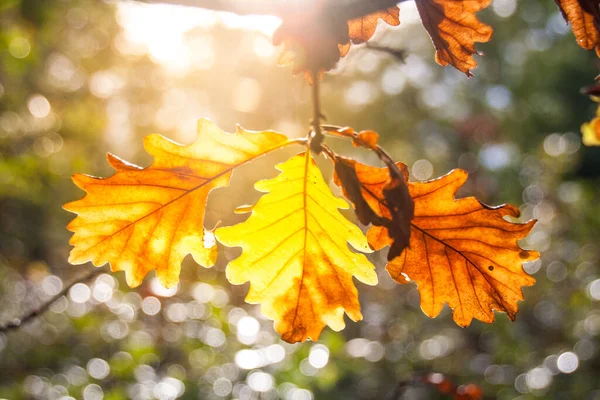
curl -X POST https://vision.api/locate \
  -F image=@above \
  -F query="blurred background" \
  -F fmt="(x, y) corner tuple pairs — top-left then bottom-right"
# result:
(1, 0), (600, 399)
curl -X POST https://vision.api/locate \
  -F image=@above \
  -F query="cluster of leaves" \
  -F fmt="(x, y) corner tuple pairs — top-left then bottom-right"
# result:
(60, 0), (558, 345)
(65, 120), (538, 343)
(273, 0), (492, 79)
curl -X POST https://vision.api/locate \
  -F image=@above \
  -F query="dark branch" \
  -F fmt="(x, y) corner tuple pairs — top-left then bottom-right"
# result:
(365, 43), (408, 63)
(137, 0), (404, 20)
(0, 267), (104, 334)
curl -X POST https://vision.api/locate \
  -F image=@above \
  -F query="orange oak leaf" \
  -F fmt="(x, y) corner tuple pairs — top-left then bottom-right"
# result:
(64, 119), (291, 288)
(216, 152), (377, 343)
(347, 7), (400, 44)
(353, 130), (379, 149)
(556, 0), (600, 57)
(346, 161), (537, 326)
(416, 0), (493, 76)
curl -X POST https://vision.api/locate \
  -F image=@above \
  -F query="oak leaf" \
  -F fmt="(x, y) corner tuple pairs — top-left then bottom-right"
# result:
(416, 0), (493, 76)
(556, 0), (600, 56)
(347, 7), (401, 44)
(346, 162), (537, 326)
(334, 156), (414, 259)
(215, 151), (377, 343)
(581, 104), (600, 145)
(64, 119), (290, 288)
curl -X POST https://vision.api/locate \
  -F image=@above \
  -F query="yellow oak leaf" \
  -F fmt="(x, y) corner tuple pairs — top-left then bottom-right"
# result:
(582, 104), (600, 146)
(64, 119), (291, 288)
(216, 151), (377, 343)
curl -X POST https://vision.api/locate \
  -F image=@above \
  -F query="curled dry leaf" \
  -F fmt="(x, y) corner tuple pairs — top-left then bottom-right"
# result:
(346, 161), (537, 327)
(64, 119), (290, 288)
(556, 0), (600, 56)
(334, 157), (414, 260)
(333, 156), (389, 227)
(416, 0), (493, 76)
(216, 152), (377, 343)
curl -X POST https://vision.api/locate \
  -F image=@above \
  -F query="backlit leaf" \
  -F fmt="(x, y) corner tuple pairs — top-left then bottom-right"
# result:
(347, 7), (400, 44)
(348, 162), (537, 326)
(216, 151), (377, 343)
(353, 130), (379, 149)
(64, 119), (291, 288)
(416, 0), (493, 76)
(556, 0), (600, 56)
(582, 104), (600, 145)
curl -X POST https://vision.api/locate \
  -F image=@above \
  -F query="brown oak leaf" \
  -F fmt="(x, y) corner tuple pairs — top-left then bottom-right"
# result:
(556, 0), (600, 56)
(416, 0), (493, 76)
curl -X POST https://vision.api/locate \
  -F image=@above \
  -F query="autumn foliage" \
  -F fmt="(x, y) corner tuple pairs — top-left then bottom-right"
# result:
(216, 152), (377, 342)
(60, 0), (572, 344)
(64, 121), (291, 288)
(65, 120), (538, 343)
(274, 0), (492, 78)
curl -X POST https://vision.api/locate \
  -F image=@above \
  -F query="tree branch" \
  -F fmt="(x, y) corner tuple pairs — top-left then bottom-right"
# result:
(137, 0), (405, 21)
(0, 267), (104, 334)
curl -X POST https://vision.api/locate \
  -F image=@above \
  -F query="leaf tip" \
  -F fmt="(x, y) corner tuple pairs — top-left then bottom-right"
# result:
(107, 153), (141, 171)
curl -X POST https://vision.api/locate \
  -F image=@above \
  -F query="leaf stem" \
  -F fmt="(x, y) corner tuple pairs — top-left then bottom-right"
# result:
(0, 267), (105, 334)
(320, 124), (404, 179)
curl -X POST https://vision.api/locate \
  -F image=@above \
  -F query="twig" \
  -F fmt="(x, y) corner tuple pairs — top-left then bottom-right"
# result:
(0, 267), (104, 333)
(321, 124), (405, 179)
(365, 43), (407, 63)
(137, 0), (406, 21)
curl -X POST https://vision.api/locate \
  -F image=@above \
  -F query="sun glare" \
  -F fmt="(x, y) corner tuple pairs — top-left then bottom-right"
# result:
(115, 2), (281, 73)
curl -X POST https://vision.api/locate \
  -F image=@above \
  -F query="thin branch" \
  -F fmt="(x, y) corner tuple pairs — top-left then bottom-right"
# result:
(321, 124), (405, 179)
(137, 0), (406, 21)
(0, 267), (104, 334)
(365, 43), (407, 63)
